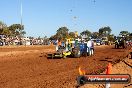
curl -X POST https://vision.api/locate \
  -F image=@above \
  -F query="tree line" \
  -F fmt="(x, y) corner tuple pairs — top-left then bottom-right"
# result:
(0, 21), (26, 37)
(49, 26), (132, 41)
(1, 20), (131, 41)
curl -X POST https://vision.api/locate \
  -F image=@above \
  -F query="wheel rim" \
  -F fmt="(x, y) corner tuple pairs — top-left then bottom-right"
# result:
(78, 51), (80, 55)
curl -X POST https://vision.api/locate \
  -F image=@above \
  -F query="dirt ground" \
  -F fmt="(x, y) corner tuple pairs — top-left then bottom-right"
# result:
(0, 45), (131, 88)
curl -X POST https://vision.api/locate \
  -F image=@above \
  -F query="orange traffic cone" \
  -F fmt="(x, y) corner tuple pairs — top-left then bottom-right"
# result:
(79, 67), (86, 75)
(106, 63), (112, 74)
(106, 63), (112, 88)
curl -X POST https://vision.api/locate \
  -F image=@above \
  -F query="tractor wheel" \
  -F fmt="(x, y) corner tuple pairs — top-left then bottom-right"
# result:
(117, 45), (119, 49)
(72, 47), (80, 58)
(115, 45), (117, 49)
(63, 55), (66, 59)
(122, 45), (125, 49)
(74, 50), (81, 58)
(84, 52), (87, 57)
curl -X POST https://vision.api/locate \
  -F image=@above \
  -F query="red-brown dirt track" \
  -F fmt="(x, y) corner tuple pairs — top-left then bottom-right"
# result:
(0, 45), (131, 88)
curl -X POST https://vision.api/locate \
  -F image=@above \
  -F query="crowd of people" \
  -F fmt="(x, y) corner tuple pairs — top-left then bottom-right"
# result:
(0, 35), (50, 46)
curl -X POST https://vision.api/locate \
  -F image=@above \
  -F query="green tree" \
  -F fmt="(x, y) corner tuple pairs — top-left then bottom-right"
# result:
(0, 21), (9, 35)
(119, 31), (130, 40)
(49, 35), (57, 40)
(0, 21), (26, 37)
(107, 34), (115, 41)
(2, 28), (10, 36)
(56, 26), (69, 40)
(119, 31), (130, 37)
(8, 24), (24, 36)
(91, 32), (99, 39)
(68, 32), (75, 38)
(99, 26), (112, 37)
(80, 30), (91, 38)
(20, 31), (26, 36)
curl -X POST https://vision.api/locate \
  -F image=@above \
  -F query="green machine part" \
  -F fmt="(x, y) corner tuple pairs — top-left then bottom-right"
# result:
(75, 40), (79, 46)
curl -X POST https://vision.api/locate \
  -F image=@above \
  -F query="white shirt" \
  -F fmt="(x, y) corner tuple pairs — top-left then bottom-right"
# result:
(87, 40), (92, 47)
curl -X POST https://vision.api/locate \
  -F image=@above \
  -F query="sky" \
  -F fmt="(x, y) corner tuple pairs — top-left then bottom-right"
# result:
(0, 0), (132, 37)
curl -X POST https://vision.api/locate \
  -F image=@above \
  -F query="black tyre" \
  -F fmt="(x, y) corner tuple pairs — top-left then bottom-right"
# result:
(117, 45), (119, 49)
(74, 50), (81, 58)
(72, 47), (81, 58)
(84, 52), (87, 57)
(115, 44), (117, 49)
(63, 55), (66, 59)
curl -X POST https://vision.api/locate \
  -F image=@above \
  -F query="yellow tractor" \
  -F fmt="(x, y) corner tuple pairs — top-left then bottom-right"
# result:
(47, 38), (75, 59)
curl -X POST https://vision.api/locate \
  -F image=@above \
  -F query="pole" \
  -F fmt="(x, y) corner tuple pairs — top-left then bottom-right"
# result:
(20, 0), (23, 30)
(20, 0), (25, 46)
